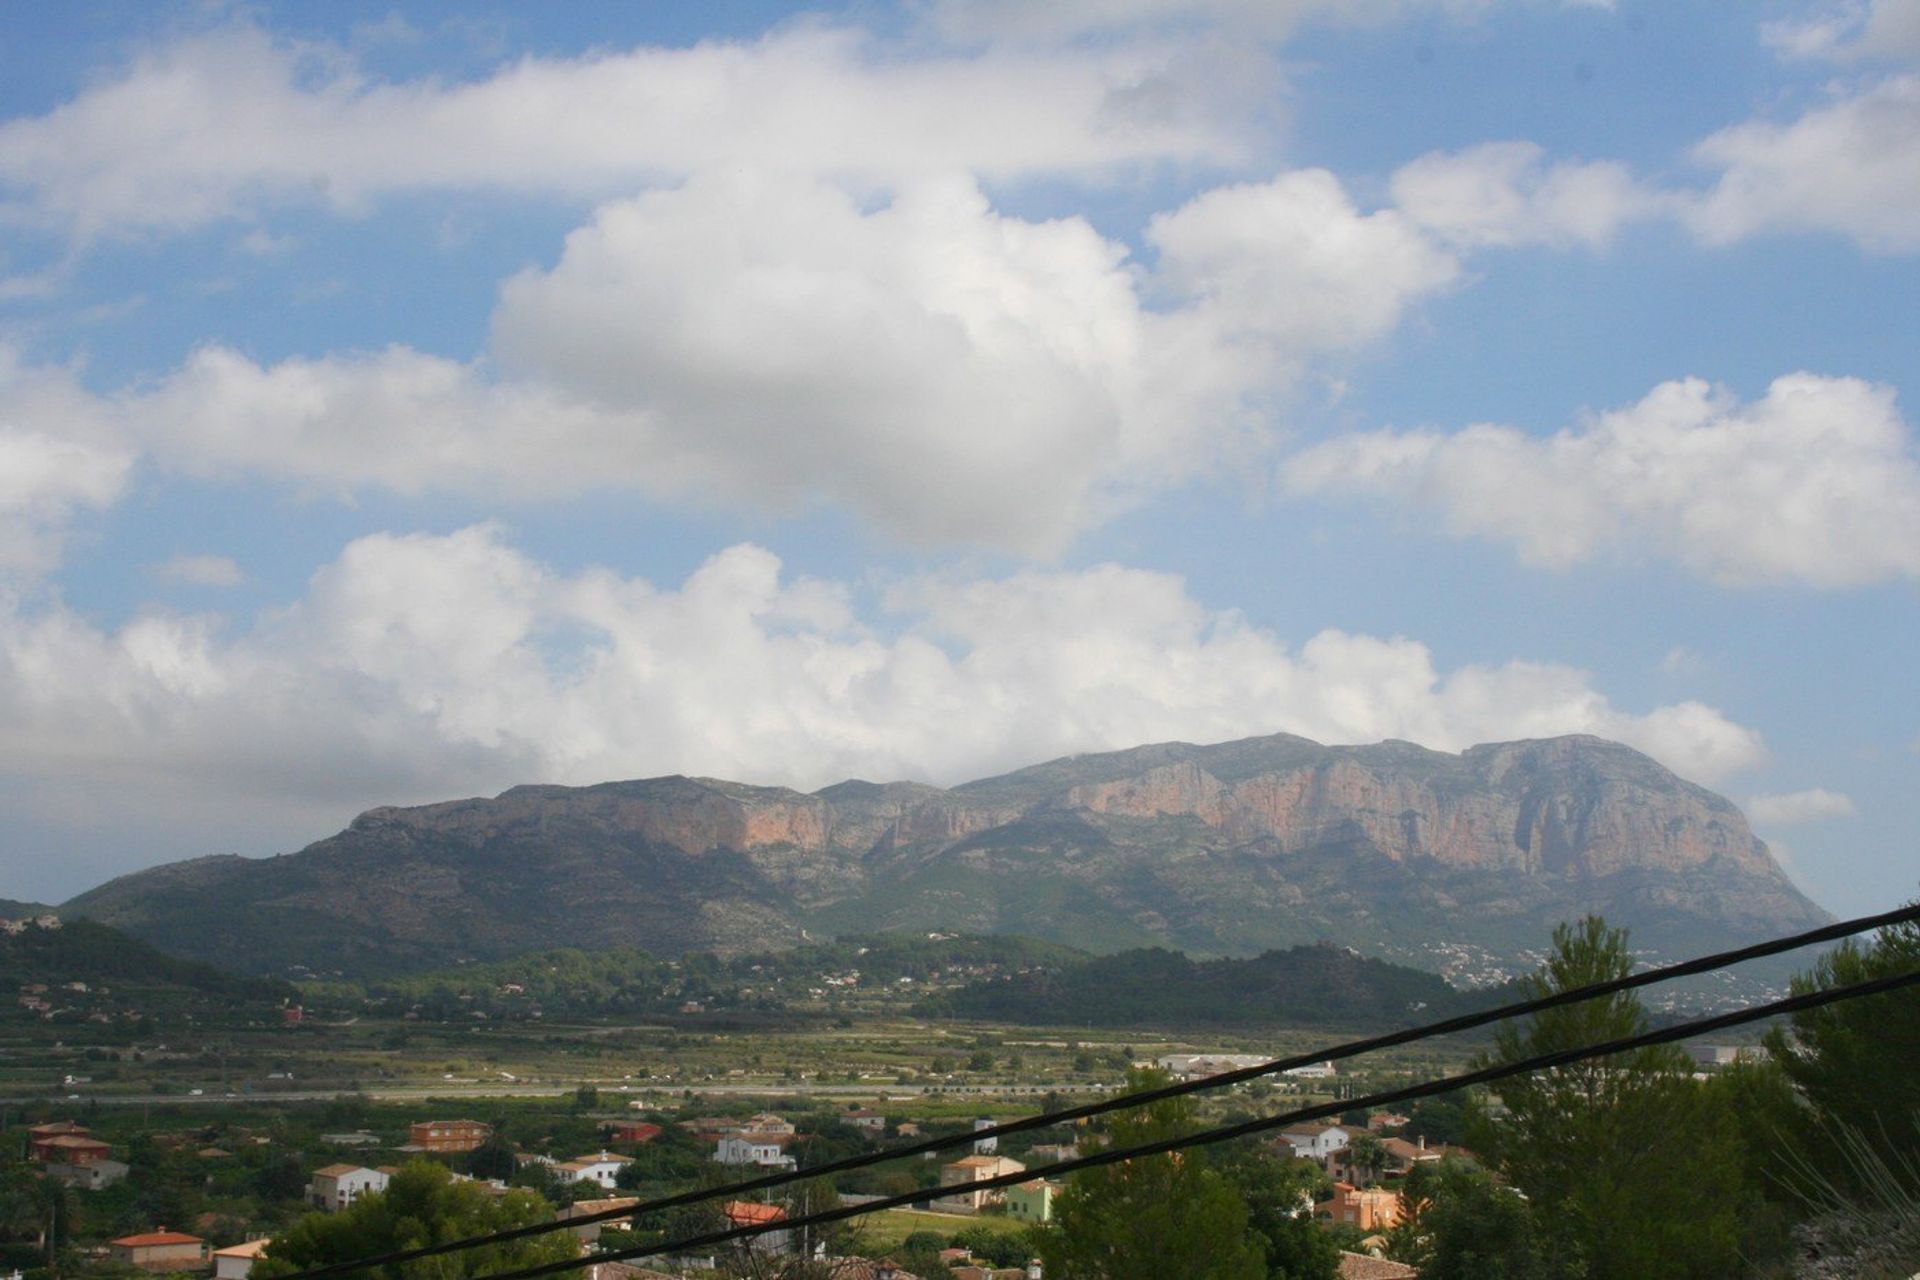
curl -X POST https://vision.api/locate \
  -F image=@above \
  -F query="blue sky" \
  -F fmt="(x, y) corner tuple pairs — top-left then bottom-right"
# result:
(0, 0), (1915, 917)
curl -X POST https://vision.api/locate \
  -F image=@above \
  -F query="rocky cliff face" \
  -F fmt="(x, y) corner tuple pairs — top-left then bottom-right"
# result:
(64, 732), (1828, 976)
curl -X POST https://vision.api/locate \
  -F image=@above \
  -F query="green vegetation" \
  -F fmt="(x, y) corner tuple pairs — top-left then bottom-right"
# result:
(254, 1161), (573, 1280)
(919, 942), (1490, 1029)
(303, 932), (1084, 1022)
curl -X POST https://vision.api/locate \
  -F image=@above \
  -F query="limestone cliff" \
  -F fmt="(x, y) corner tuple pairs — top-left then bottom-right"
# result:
(64, 732), (1828, 976)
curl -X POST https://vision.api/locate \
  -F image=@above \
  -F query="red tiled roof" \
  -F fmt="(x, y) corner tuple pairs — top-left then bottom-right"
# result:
(723, 1201), (788, 1226)
(112, 1232), (204, 1248)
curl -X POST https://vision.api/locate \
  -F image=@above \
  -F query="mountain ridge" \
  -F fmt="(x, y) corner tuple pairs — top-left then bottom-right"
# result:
(63, 731), (1828, 978)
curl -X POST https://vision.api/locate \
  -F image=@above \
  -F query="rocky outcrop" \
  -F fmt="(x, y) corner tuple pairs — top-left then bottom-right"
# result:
(63, 732), (1828, 976)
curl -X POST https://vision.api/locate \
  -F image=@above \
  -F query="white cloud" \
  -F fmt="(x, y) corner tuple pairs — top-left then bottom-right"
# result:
(111, 168), (1457, 553)
(928, 0), (1614, 45)
(1282, 372), (1920, 586)
(1688, 74), (1920, 252)
(0, 527), (1763, 885)
(1745, 789), (1857, 825)
(1764, 0), (1920, 62)
(1144, 168), (1460, 352)
(0, 23), (1260, 237)
(0, 352), (134, 576)
(1390, 141), (1664, 249)
(151, 554), (244, 587)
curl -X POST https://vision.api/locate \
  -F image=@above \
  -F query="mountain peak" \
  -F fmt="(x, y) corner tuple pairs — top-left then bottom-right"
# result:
(62, 730), (1826, 977)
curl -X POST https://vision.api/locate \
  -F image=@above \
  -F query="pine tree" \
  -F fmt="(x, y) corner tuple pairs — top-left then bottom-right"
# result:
(1471, 916), (1747, 1280)
(1039, 1069), (1265, 1280)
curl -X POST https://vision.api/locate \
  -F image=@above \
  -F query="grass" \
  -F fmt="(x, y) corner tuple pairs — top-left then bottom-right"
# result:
(858, 1207), (1034, 1250)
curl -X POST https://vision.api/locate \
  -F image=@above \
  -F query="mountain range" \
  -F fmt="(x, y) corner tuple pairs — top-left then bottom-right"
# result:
(62, 732), (1828, 979)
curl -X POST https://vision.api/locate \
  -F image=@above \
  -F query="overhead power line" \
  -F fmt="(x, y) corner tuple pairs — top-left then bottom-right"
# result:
(477, 962), (1920, 1280)
(273, 900), (1920, 1280)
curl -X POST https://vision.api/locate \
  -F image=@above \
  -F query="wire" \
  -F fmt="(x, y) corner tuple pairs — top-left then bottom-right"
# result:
(273, 900), (1920, 1280)
(475, 962), (1920, 1280)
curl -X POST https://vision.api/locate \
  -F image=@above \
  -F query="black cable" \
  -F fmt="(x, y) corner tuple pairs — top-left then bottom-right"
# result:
(274, 901), (1919, 1280)
(473, 962), (1920, 1280)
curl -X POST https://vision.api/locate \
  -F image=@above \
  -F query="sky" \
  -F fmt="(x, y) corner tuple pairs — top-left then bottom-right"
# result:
(0, 0), (1915, 915)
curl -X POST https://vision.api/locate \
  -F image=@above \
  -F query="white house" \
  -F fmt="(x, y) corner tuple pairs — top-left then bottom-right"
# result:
(1283, 1061), (1338, 1080)
(307, 1165), (390, 1212)
(1278, 1124), (1352, 1163)
(714, 1135), (796, 1171)
(213, 1240), (271, 1280)
(555, 1152), (633, 1190)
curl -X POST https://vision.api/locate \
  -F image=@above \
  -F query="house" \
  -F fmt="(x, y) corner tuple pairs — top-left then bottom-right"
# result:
(307, 1165), (390, 1212)
(1278, 1123), (1352, 1163)
(931, 1155), (1026, 1213)
(713, 1134), (796, 1170)
(1336, 1252), (1419, 1279)
(605, 1121), (662, 1144)
(560, 1197), (639, 1242)
(319, 1131), (381, 1147)
(1154, 1053), (1269, 1080)
(554, 1152), (633, 1190)
(32, 1132), (111, 1165)
(745, 1113), (795, 1135)
(407, 1119), (491, 1152)
(45, 1158), (129, 1190)
(722, 1201), (793, 1255)
(1320, 1182), (1404, 1233)
(972, 1118), (998, 1154)
(108, 1232), (209, 1272)
(213, 1239), (272, 1280)
(1003, 1179), (1057, 1224)
(1028, 1142), (1077, 1165)
(843, 1109), (886, 1135)
(1283, 1061), (1338, 1079)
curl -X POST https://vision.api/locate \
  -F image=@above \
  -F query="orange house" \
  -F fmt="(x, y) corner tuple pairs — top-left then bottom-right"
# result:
(1321, 1182), (1404, 1232)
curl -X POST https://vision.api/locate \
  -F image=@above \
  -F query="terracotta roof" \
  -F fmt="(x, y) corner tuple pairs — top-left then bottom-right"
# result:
(312, 1163), (369, 1178)
(1337, 1252), (1419, 1279)
(39, 1134), (109, 1149)
(212, 1240), (272, 1259)
(722, 1201), (788, 1226)
(112, 1232), (205, 1248)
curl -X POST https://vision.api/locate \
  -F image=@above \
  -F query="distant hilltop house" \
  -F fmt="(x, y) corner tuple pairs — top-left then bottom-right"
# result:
(931, 1155), (1026, 1214)
(0, 915), (61, 934)
(406, 1119), (492, 1153)
(107, 1232), (208, 1272)
(554, 1152), (633, 1189)
(307, 1165), (390, 1212)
